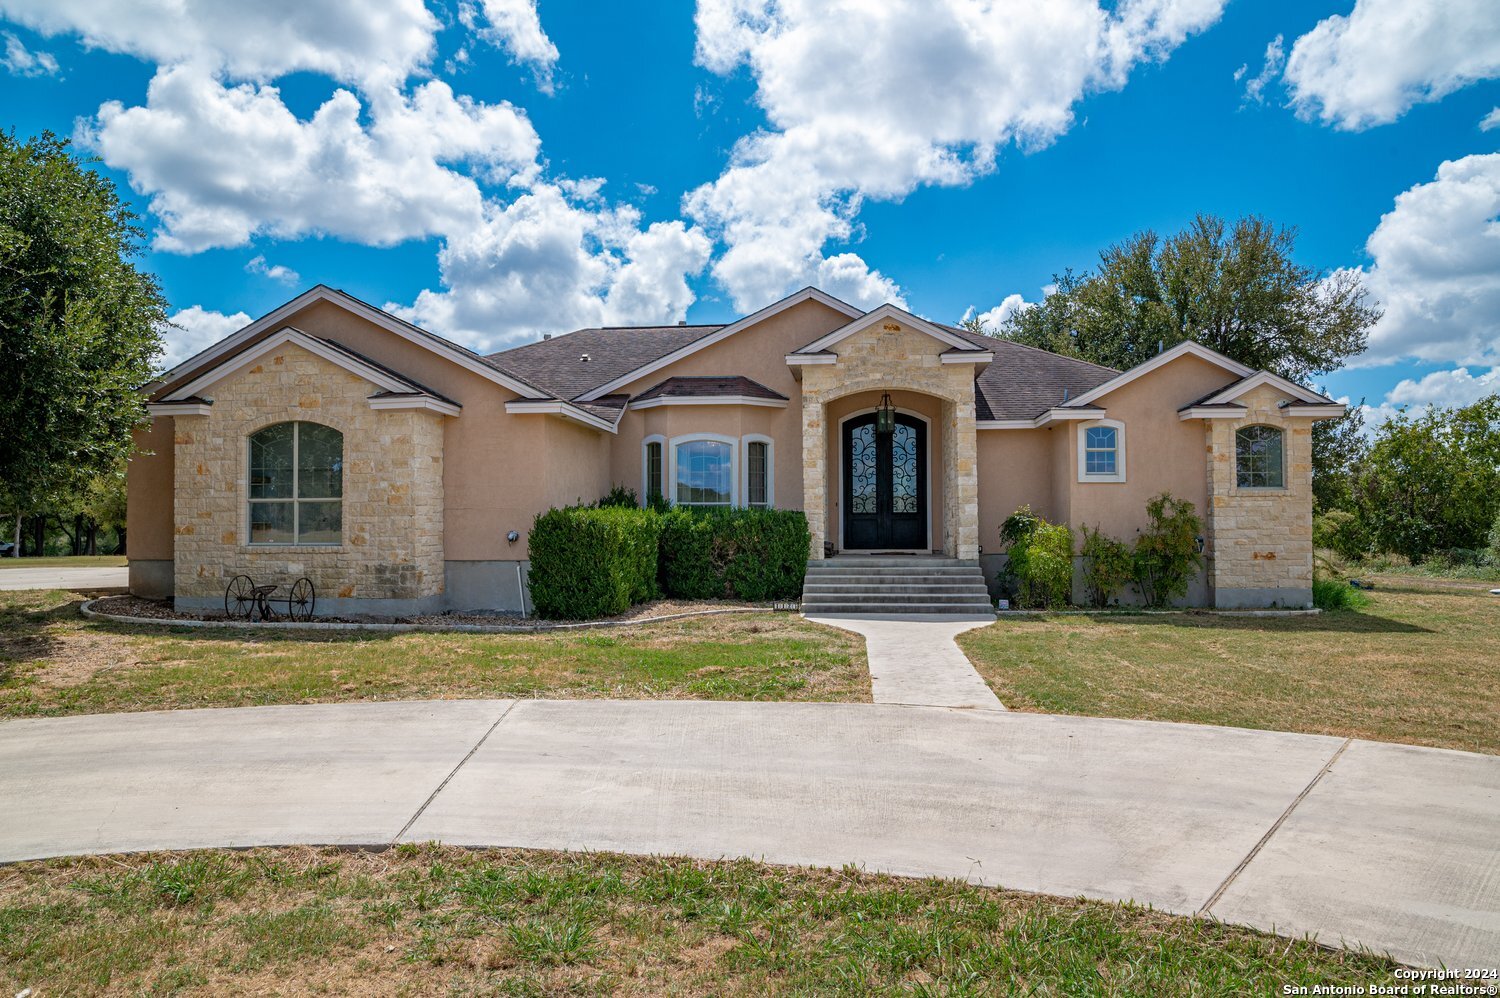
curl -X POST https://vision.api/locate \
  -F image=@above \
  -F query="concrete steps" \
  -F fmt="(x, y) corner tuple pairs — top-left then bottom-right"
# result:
(801, 556), (994, 616)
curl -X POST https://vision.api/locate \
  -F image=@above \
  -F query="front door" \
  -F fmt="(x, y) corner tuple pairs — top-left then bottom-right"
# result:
(842, 412), (927, 550)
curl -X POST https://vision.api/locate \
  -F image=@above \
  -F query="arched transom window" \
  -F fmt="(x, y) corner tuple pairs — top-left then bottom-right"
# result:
(248, 421), (343, 544)
(1235, 424), (1285, 489)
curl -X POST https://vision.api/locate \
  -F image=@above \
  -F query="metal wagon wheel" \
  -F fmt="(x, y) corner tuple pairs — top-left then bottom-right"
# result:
(224, 575), (257, 619)
(288, 577), (316, 622)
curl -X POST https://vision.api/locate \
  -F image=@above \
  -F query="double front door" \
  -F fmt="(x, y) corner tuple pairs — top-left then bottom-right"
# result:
(841, 412), (927, 550)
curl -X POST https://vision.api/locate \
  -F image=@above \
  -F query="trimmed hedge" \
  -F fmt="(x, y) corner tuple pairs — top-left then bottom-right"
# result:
(527, 506), (662, 619)
(658, 507), (810, 602)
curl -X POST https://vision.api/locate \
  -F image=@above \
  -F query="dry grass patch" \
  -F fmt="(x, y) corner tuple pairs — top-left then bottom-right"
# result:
(0, 845), (1395, 996)
(957, 584), (1500, 754)
(0, 591), (868, 717)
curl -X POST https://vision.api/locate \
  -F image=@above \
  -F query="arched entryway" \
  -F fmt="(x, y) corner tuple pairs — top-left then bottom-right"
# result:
(840, 410), (928, 550)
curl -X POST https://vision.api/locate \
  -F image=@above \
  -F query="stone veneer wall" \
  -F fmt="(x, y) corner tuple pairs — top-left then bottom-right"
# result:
(172, 343), (446, 612)
(801, 321), (980, 560)
(1206, 384), (1316, 608)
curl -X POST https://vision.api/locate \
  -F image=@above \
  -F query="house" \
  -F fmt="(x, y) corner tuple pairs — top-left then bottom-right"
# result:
(127, 284), (1344, 615)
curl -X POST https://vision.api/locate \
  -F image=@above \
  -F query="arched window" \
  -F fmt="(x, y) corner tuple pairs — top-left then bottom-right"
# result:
(1235, 424), (1284, 489)
(642, 435), (665, 507)
(744, 435), (773, 508)
(671, 434), (736, 507)
(1076, 419), (1126, 482)
(248, 421), (343, 544)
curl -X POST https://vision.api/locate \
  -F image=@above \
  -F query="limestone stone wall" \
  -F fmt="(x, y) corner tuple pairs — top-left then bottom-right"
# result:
(801, 322), (980, 560)
(172, 343), (446, 609)
(1206, 384), (1315, 608)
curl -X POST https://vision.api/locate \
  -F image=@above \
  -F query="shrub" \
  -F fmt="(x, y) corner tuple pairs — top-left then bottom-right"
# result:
(1312, 509), (1370, 561)
(1489, 514), (1500, 567)
(1079, 525), (1132, 608)
(1132, 493), (1203, 608)
(659, 507), (809, 601)
(595, 485), (639, 508)
(527, 506), (661, 619)
(1312, 576), (1371, 611)
(1000, 505), (1073, 608)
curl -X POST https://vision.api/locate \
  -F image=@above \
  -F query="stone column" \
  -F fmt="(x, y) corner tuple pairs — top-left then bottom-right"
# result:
(952, 395), (980, 561)
(802, 396), (827, 560)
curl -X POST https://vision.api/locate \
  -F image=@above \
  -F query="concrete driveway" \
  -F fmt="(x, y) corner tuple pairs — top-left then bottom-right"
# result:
(2, 699), (1496, 968)
(0, 565), (128, 591)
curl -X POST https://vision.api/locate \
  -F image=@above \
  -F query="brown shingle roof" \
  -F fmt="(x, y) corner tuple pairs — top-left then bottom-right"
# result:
(487, 325), (724, 401)
(574, 394), (629, 425)
(938, 325), (1120, 421)
(633, 376), (787, 402)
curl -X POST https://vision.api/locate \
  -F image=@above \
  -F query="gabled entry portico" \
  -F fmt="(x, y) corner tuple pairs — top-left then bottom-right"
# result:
(787, 304), (989, 561)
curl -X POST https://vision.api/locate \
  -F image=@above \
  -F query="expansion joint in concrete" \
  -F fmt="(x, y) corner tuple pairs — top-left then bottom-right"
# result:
(1197, 736), (1352, 916)
(392, 701), (519, 842)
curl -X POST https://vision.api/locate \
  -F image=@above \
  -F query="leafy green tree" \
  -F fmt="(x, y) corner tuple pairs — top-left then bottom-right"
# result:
(1132, 493), (1203, 608)
(0, 131), (166, 542)
(1352, 396), (1500, 561)
(1311, 401), (1368, 513)
(996, 215), (1379, 383)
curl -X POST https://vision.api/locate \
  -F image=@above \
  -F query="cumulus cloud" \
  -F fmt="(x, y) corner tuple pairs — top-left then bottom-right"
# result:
(460, 0), (559, 92)
(964, 293), (1033, 332)
(1360, 367), (1500, 430)
(81, 67), (542, 253)
(1240, 34), (1284, 105)
(687, 0), (1227, 312)
(160, 305), (252, 368)
(396, 185), (713, 350)
(1284, 0), (1500, 130)
(1481, 107), (1500, 131)
(1351, 153), (1500, 368)
(1, 29), (56, 75)
(245, 255), (299, 285)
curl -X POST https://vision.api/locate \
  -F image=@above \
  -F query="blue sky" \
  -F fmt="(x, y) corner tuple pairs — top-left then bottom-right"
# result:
(2, 0), (1497, 422)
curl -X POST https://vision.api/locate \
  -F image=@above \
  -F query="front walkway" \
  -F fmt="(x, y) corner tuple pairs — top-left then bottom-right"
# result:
(806, 613), (1002, 709)
(2, 699), (1496, 968)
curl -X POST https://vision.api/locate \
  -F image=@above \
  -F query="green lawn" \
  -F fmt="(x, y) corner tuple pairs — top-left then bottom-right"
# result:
(0, 555), (126, 568)
(0, 590), (868, 716)
(958, 583), (1500, 755)
(0, 846), (1394, 996)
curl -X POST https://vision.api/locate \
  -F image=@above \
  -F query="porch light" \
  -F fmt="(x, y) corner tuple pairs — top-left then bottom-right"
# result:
(876, 392), (896, 434)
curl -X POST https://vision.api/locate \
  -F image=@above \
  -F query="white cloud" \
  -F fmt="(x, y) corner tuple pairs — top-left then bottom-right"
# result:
(1240, 34), (1284, 105)
(1, 29), (56, 76)
(965, 293), (1033, 332)
(1352, 153), (1500, 368)
(461, 0), (559, 92)
(0, 0), (439, 90)
(81, 66), (542, 252)
(396, 184), (713, 350)
(160, 305), (252, 368)
(245, 255), (299, 286)
(1360, 366), (1500, 430)
(1284, 0), (1500, 130)
(687, 0), (1227, 312)
(1481, 107), (1500, 131)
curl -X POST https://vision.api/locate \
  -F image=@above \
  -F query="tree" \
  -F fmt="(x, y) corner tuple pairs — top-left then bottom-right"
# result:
(995, 214), (1378, 384)
(0, 131), (166, 546)
(1352, 396), (1500, 561)
(1311, 401), (1368, 513)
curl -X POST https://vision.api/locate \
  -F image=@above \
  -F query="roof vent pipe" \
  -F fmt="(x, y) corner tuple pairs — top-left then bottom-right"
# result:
(677, 320), (687, 326)
(580, 353), (590, 362)
(1158, 339), (1164, 354)
(542, 333), (551, 340)
(1062, 387), (1069, 402)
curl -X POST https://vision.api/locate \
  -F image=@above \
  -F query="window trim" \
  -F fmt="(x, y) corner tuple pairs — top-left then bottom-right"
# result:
(668, 433), (739, 508)
(1076, 418), (1126, 483)
(641, 434), (666, 507)
(1234, 423), (1287, 490)
(742, 434), (774, 508)
(245, 420), (344, 547)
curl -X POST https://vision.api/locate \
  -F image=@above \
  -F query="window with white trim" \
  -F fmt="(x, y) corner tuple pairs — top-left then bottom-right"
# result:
(1076, 419), (1125, 483)
(1236, 424), (1285, 488)
(674, 437), (734, 506)
(642, 437), (664, 506)
(248, 421), (343, 544)
(746, 439), (770, 508)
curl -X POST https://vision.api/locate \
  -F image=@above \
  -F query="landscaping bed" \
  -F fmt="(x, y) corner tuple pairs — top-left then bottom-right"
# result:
(0, 590), (867, 717)
(0, 845), (1394, 996)
(957, 583), (1500, 755)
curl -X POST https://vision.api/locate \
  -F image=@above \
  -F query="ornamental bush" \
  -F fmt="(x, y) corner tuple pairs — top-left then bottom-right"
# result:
(1000, 505), (1073, 609)
(527, 506), (661, 619)
(659, 507), (809, 601)
(1132, 492), (1203, 608)
(1079, 524), (1133, 608)
(1312, 509), (1370, 562)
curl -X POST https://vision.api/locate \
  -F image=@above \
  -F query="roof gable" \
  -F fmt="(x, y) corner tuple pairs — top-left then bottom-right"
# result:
(1059, 341), (1254, 410)
(793, 303), (987, 356)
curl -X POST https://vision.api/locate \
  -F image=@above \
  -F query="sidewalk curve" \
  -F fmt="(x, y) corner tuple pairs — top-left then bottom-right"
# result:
(1, 699), (1495, 969)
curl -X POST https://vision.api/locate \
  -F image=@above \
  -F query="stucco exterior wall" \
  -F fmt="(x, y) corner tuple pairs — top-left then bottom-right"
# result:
(1207, 384), (1317, 608)
(170, 343), (447, 612)
(126, 417), (176, 598)
(976, 427), (1053, 552)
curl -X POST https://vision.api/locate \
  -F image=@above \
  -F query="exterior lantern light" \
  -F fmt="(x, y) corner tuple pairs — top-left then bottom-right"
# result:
(875, 392), (896, 434)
